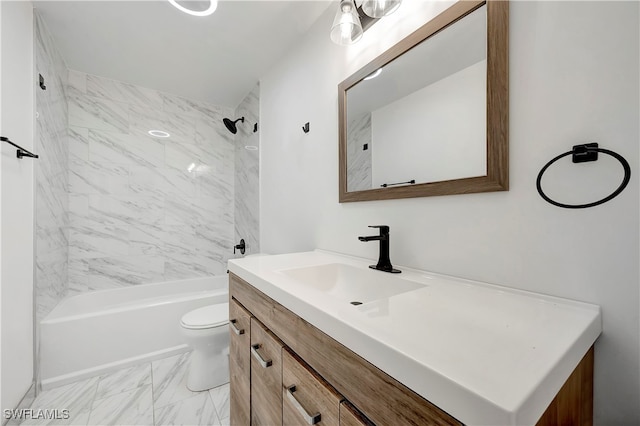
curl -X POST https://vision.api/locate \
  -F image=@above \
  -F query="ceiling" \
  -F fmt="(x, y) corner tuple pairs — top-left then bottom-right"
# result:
(34, 0), (333, 108)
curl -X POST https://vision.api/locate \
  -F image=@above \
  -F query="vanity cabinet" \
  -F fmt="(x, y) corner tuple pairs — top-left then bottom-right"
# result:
(229, 300), (252, 426)
(282, 348), (343, 425)
(229, 272), (594, 426)
(339, 402), (374, 426)
(250, 318), (284, 425)
(229, 273), (458, 425)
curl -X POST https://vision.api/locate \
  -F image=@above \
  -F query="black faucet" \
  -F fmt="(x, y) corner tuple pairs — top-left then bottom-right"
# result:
(358, 226), (401, 274)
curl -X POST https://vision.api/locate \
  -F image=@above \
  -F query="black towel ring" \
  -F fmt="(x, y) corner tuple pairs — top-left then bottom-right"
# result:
(536, 143), (631, 209)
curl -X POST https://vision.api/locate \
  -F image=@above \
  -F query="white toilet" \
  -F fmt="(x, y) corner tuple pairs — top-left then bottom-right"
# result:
(180, 303), (230, 391)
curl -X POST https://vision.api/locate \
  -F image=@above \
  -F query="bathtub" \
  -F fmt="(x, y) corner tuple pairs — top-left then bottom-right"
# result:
(39, 275), (228, 390)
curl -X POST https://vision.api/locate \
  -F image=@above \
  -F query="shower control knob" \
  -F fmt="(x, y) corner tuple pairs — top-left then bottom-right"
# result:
(234, 239), (246, 255)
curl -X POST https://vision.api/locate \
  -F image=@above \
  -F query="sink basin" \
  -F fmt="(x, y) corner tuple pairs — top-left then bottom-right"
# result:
(277, 263), (425, 304)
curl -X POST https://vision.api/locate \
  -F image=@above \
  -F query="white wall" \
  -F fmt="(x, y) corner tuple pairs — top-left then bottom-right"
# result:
(371, 60), (486, 186)
(0, 0), (35, 413)
(260, 1), (639, 423)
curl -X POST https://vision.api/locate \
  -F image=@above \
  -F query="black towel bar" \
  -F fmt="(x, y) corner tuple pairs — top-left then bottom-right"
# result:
(1, 136), (39, 159)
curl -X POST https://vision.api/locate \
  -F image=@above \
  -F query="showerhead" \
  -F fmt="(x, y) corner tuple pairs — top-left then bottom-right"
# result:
(223, 117), (244, 135)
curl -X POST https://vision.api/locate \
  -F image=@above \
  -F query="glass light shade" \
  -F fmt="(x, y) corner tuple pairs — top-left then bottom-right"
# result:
(330, 0), (363, 45)
(361, 0), (402, 18)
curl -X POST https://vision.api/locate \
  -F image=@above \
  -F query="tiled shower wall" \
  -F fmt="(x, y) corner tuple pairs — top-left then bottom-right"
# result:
(66, 70), (236, 292)
(346, 113), (372, 192)
(234, 83), (260, 255)
(35, 13), (69, 321)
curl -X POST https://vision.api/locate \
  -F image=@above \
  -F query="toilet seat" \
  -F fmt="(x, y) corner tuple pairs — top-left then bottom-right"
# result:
(181, 303), (229, 330)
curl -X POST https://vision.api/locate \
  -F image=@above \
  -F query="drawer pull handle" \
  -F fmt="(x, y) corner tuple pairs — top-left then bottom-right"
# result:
(229, 319), (244, 335)
(251, 344), (272, 368)
(286, 385), (321, 425)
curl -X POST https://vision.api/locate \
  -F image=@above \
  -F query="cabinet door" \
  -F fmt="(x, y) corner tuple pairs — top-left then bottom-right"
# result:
(229, 299), (252, 426)
(283, 348), (343, 426)
(339, 401), (375, 426)
(251, 318), (284, 426)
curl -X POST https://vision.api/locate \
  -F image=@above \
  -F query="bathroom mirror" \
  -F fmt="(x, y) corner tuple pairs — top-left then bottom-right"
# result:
(338, 0), (508, 202)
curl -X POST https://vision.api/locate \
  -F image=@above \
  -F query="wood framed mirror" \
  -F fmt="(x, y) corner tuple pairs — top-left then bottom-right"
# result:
(338, 0), (508, 203)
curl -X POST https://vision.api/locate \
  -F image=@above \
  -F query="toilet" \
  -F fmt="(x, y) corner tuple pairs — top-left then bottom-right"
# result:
(180, 303), (230, 391)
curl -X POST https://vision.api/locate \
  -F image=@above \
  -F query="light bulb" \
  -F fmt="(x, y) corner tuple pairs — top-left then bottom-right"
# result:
(330, 0), (363, 45)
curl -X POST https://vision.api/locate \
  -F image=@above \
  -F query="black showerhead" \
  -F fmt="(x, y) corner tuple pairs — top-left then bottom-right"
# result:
(223, 117), (244, 135)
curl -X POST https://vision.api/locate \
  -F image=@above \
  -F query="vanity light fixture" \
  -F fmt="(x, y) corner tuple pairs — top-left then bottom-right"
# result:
(168, 0), (217, 17)
(330, 0), (402, 46)
(148, 130), (170, 138)
(361, 0), (402, 18)
(330, 0), (364, 45)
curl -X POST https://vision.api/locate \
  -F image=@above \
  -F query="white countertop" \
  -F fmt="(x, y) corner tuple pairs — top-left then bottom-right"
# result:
(228, 250), (601, 426)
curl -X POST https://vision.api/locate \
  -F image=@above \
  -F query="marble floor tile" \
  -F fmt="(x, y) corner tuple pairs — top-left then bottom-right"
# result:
(95, 363), (152, 400)
(151, 352), (201, 409)
(208, 383), (230, 422)
(22, 376), (99, 426)
(154, 392), (219, 426)
(19, 410), (90, 426)
(23, 351), (231, 426)
(88, 384), (153, 426)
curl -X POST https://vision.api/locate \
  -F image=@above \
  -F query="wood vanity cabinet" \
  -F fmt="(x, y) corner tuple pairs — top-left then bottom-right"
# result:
(340, 401), (375, 426)
(229, 273), (458, 426)
(229, 299), (252, 426)
(282, 348), (343, 425)
(229, 273), (594, 426)
(250, 318), (285, 425)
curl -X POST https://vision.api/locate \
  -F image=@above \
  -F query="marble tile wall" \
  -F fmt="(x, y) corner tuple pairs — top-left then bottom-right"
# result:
(35, 12), (69, 321)
(66, 71), (236, 292)
(234, 84), (260, 255)
(347, 112), (373, 192)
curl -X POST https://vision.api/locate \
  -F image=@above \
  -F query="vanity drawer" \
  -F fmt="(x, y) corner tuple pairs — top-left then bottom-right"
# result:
(339, 401), (375, 426)
(229, 298), (252, 426)
(283, 348), (343, 425)
(251, 318), (284, 426)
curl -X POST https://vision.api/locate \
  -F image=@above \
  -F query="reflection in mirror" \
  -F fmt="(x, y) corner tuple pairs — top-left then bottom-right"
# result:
(338, 0), (508, 203)
(346, 5), (487, 192)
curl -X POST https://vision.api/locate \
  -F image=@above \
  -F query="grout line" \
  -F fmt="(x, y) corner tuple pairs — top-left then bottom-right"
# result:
(150, 360), (157, 426)
(85, 376), (100, 426)
(207, 388), (221, 426)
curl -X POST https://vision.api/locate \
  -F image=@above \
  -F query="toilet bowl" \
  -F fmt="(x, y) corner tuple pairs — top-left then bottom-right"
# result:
(180, 303), (230, 391)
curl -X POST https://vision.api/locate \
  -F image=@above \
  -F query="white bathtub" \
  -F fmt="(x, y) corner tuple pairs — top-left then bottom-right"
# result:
(39, 275), (228, 390)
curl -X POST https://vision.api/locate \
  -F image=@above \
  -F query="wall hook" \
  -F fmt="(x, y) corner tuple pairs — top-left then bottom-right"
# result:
(39, 74), (46, 90)
(302, 122), (310, 133)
